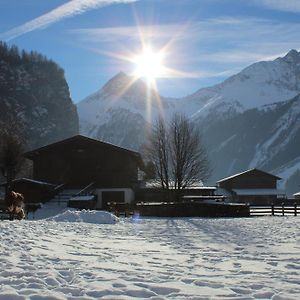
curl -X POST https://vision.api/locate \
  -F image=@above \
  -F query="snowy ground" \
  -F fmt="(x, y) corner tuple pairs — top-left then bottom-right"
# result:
(0, 216), (300, 299)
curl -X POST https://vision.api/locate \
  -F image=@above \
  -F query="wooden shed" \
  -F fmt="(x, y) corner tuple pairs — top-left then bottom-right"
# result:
(0, 178), (56, 204)
(217, 168), (285, 205)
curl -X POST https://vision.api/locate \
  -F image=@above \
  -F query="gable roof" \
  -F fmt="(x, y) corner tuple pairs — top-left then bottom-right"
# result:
(217, 168), (281, 183)
(24, 135), (141, 160)
(0, 178), (56, 188)
(232, 188), (285, 196)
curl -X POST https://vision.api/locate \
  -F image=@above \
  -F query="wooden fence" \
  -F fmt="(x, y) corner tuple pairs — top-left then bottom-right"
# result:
(250, 204), (300, 217)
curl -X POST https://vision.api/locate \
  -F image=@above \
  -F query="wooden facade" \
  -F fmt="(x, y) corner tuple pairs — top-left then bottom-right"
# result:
(217, 169), (279, 190)
(136, 202), (250, 218)
(217, 169), (282, 205)
(24, 135), (142, 189)
(136, 186), (217, 203)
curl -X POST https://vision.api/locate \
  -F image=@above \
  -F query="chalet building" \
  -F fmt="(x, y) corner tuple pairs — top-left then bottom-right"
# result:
(24, 135), (142, 209)
(217, 168), (285, 205)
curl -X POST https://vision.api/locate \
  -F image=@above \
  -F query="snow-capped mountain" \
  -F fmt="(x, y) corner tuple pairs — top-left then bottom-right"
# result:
(78, 50), (300, 194)
(78, 72), (177, 149)
(177, 49), (300, 120)
(79, 50), (300, 137)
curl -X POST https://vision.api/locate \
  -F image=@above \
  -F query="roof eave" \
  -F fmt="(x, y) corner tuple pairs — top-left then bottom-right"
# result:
(23, 135), (140, 159)
(217, 168), (281, 183)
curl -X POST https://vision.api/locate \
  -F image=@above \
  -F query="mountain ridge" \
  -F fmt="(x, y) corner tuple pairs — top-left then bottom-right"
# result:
(77, 49), (300, 194)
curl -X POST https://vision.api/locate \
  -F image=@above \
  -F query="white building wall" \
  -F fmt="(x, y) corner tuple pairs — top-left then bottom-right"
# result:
(95, 188), (135, 209)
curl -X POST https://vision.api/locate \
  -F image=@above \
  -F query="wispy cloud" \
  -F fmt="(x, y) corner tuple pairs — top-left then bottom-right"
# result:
(70, 17), (262, 43)
(252, 0), (300, 13)
(0, 0), (137, 41)
(71, 24), (181, 43)
(71, 17), (300, 64)
(68, 16), (300, 84)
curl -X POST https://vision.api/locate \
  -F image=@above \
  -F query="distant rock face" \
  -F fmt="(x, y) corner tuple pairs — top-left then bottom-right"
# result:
(78, 50), (300, 194)
(197, 95), (300, 191)
(0, 42), (79, 149)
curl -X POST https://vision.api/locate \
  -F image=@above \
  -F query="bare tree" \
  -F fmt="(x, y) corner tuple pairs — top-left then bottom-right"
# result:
(0, 128), (25, 198)
(144, 117), (170, 190)
(170, 114), (210, 191)
(143, 114), (210, 201)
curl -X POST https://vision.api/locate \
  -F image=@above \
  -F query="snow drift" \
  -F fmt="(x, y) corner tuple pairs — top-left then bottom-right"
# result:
(47, 209), (118, 224)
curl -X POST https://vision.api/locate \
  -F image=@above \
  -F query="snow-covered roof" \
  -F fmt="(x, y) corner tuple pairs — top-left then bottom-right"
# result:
(217, 168), (281, 183)
(293, 192), (300, 197)
(0, 178), (56, 187)
(15, 178), (56, 186)
(141, 180), (215, 190)
(69, 196), (95, 201)
(232, 189), (285, 196)
(182, 195), (225, 199)
(136, 200), (246, 206)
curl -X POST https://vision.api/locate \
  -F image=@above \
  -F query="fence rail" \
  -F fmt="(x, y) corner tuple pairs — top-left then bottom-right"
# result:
(250, 204), (300, 217)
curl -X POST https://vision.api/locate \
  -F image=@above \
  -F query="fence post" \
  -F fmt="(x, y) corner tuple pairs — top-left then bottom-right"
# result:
(295, 204), (297, 216)
(282, 203), (284, 216)
(271, 204), (274, 216)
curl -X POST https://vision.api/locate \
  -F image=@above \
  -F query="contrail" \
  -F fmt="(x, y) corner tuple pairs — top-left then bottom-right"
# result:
(0, 0), (137, 41)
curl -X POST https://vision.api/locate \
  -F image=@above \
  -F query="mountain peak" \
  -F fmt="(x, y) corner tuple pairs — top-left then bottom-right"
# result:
(93, 71), (159, 103)
(284, 49), (300, 63)
(114, 71), (129, 79)
(101, 71), (133, 94)
(107, 71), (131, 85)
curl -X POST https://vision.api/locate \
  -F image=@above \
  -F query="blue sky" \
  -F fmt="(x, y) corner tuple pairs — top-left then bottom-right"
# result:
(0, 0), (300, 102)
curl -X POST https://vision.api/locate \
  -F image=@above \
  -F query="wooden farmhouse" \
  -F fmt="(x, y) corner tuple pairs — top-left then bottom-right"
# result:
(217, 168), (285, 205)
(24, 135), (142, 209)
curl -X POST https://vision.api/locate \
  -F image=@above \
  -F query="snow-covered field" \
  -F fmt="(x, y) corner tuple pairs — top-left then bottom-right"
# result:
(1, 216), (300, 299)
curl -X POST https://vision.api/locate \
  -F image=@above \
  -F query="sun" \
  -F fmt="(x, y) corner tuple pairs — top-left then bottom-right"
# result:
(133, 47), (165, 82)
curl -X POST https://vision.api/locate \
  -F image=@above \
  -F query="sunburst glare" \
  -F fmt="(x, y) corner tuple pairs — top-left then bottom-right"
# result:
(133, 46), (165, 83)
(87, 23), (191, 123)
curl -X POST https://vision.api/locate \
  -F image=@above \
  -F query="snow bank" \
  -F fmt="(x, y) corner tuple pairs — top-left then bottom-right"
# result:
(27, 205), (70, 220)
(47, 209), (118, 224)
